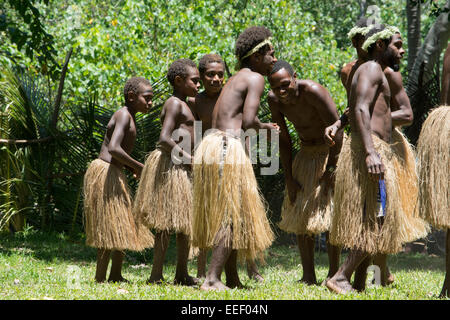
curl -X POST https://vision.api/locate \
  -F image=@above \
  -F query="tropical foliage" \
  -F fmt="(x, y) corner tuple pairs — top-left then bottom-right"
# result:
(0, 0), (448, 233)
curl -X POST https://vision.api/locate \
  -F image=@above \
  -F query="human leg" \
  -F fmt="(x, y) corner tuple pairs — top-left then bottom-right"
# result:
(95, 248), (111, 283)
(174, 232), (199, 286)
(326, 249), (368, 294)
(297, 234), (317, 285)
(108, 250), (128, 282)
(325, 232), (341, 281)
(148, 230), (170, 284)
(200, 236), (232, 291)
(439, 229), (450, 298)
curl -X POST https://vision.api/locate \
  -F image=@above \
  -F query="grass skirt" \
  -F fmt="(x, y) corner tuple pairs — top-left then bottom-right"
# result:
(278, 144), (333, 235)
(83, 159), (154, 251)
(391, 128), (430, 241)
(416, 106), (450, 229)
(192, 130), (274, 262)
(133, 148), (193, 236)
(330, 133), (426, 254)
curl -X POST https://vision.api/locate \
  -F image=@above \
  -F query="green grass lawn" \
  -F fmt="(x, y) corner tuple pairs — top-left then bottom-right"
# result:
(0, 229), (447, 300)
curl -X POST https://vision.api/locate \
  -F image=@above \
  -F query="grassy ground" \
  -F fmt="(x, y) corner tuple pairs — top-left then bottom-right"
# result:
(0, 229), (447, 300)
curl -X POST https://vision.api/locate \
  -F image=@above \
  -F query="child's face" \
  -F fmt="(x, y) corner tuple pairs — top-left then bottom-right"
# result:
(133, 84), (153, 113)
(201, 62), (224, 94)
(178, 66), (201, 97)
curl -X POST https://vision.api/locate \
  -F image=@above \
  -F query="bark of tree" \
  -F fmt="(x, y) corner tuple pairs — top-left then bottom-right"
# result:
(406, 0), (421, 73)
(407, 0), (450, 93)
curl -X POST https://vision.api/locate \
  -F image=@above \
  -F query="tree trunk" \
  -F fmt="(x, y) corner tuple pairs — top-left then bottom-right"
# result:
(406, 0), (421, 74)
(407, 0), (450, 93)
(405, 0), (450, 144)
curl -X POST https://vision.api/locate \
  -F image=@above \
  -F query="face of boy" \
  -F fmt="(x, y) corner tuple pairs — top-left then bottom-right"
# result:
(268, 68), (295, 103)
(179, 66), (201, 97)
(201, 62), (224, 94)
(132, 84), (153, 113)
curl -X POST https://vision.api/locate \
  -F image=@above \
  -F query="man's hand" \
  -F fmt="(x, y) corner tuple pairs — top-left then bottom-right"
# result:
(133, 165), (143, 180)
(324, 121), (341, 147)
(286, 177), (302, 204)
(365, 152), (384, 181)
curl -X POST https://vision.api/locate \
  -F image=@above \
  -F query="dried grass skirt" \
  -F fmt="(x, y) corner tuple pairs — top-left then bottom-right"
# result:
(278, 144), (333, 235)
(133, 148), (193, 236)
(416, 106), (450, 229)
(83, 159), (154, 251)
(330, 133), (428, 254)
(192, 130), (274, 262)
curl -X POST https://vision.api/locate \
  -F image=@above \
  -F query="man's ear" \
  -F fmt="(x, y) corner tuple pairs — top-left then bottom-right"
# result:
(293, 71), (298, 79)
(127, 90), (136, 102)
(376, 39), (385, 50)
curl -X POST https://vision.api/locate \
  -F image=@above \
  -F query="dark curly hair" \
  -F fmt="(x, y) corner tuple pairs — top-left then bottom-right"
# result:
(198, 53), (225, 75)
(364, 24), (390, 55)
(124, 77), (151, 103)
(235, 26), (272, 66)
(270, 60), (294, 76)
(167, 58), (198, 86)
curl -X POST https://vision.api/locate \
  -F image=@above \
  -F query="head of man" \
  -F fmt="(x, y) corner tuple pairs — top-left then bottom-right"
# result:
(362, 25), (405, 72)
(198, 53), (225, 94)
(235, 26), (277, 75)
(167, 58), (201, 97)
(268, 60), (296, 103)
(347, 17), (371, 60)
(124, 77), (153, 113)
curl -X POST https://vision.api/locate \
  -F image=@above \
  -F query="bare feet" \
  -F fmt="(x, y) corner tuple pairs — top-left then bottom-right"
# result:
(248, 271), (264, 283)
(298, 277), (317, 286)
(147, 276), (165, 285)
(326, 277), (355, 294)
(108, 276), (129, 283)
(387, 273), (395, 286)
(174, 275), (200, 286)
(226, 279), (247, 289)
(200, 279), (230, 291)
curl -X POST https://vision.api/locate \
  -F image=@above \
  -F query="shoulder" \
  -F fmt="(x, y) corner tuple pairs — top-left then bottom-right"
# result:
(187, 96), (196, 107)
(384, 67), (402, 82)
(341, 60), (356, 74)
(113, 107), (132, 122)
(242, 69), (265, 85)
(299, 79), (325, 95)
(357, 61), (383, 81)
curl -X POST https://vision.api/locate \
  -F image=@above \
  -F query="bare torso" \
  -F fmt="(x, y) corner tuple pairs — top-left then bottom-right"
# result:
(160, 96), (196, 153)
(349, 61), (392, 142)
(268, 80), (337, 144)
(191, 91), (218, 132)
(98, 107), (136, 169)
(212, 68), (264, 136)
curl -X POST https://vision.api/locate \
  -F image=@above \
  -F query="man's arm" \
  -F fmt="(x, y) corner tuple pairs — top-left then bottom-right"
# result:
(108, 110), (144, 175)
(306, 82), (343, 167)
(385, 69), (413, 127)
(242, 74), (279, 133)
(158, 99), (193, 163)
(351, 63), (385, 180)
(268, 92), (300, 203)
